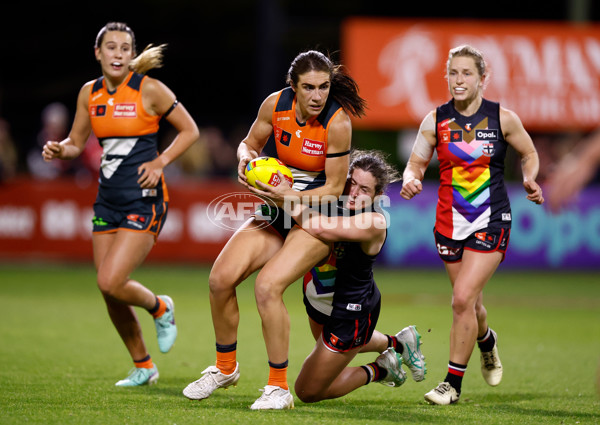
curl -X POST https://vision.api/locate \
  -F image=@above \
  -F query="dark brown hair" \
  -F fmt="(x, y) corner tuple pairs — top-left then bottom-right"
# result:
(286, 50), (367, 118)
(349, 149), (401, 194)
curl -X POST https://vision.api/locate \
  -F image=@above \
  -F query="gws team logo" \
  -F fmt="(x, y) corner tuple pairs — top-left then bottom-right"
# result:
(206, 192), (279, 232)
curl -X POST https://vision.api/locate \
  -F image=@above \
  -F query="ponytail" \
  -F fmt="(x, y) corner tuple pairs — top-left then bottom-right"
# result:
(130, 44), (167, 74)
(331, 64), (367, 118)
(95, 22), (166, 75)
(287, 50), (367, 118)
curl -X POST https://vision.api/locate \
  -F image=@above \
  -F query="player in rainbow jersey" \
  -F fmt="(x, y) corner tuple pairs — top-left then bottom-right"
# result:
(400, 44), (544, 405)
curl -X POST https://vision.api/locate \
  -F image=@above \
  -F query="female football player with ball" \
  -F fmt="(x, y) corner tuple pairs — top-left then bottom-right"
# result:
(183, 50), (366, 410)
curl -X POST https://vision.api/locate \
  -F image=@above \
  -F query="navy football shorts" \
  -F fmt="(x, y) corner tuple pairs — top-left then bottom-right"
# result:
(92, 199), (168, 239)
(434, 226), (511, 263)
(321, 299), (380, 353)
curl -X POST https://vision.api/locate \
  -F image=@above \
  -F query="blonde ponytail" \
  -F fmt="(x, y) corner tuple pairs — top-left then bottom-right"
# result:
(130, 43), (167, 74)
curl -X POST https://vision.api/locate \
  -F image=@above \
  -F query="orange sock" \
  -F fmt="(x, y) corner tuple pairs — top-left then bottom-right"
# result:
(134, 355), (154, 369)
(150, 297), (167, 319)
(216, 350), (237, 375)
(267, 361), (289, 390)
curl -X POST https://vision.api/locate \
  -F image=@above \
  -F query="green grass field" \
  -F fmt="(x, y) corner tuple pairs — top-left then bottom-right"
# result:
(1, 264), (599, 424)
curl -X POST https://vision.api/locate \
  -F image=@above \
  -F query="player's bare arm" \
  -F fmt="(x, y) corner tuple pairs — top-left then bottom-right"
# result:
(42, 82), (93, 162)
(500, 107), (544, 204)
(285, 199), (386, 251)
(137, 77), (199, 189)
(237, 93), (278, 183)
(401, 110), (436, 200)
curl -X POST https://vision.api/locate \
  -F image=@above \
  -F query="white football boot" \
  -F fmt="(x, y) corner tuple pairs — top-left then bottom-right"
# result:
(375, 347), (407, 387)
(395, 325), (427, 382)
(424, 382), (460, 405)
(250, 385), (294, 410)
(480, 329), (503, 386)
(183, 363), (240, 400)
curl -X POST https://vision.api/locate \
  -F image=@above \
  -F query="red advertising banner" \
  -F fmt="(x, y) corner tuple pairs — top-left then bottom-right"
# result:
(1, 178), (599, 268)
(0, 178), (254, 264)
(342, 18), (600, 131)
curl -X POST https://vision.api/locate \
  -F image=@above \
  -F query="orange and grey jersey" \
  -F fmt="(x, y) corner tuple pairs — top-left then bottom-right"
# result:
(88, 72), (167, 208)
(262, 87), (345, 191)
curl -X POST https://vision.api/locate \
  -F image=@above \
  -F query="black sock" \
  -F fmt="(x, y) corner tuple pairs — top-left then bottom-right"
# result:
(147, 296), (160, 315)
(386, 334), (404, 354)
(445, 361), (467, 394)
(268, 360), (289, 369)
(477, 328), (496, 352)
(361, 362), (388, 385)
(216, 342), (237, 353)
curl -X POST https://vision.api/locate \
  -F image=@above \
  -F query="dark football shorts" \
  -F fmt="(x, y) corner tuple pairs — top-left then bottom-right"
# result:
(434, 226), (511, 263)
(253, 204), (298, 239)
(92, 200), (168, 239)
(321, 299), (381, 353)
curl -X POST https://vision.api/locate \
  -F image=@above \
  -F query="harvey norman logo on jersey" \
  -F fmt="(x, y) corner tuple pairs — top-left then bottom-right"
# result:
(343, 19), (600, 132)
(113, 103), (137, 118)
(301, 139), (324, 156)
